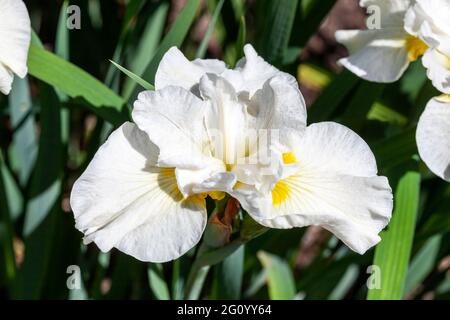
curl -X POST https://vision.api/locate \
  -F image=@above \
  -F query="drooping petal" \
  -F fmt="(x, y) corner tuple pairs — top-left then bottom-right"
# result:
(255, 173), (393, 254)
(70, 123), (207, 262)
(240, 122), (393, 254)
(416, 96), (450, 182)
(360, 0), (412, 28)
(335, 28), (411, 82)
(155, 46), (227, 91)
(422, 49), (450, 94)
(132, 86), (212, 169)
(0, 0), (31, 94)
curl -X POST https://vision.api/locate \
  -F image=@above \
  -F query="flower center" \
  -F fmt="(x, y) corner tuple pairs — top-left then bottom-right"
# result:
(405, 35), (428, 62)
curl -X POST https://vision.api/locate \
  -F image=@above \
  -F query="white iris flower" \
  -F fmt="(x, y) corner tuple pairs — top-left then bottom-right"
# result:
(0, 0), (31, 95)
(404, 0), (450, 94)
(71, 45), (393, 262)
(416, 95), (450, 182)
(336, 0), (450, 182)
(335, 0), (421, 83)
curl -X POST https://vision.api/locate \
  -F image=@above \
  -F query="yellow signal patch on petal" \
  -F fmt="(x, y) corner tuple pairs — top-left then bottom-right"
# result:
(272, 180), (290, 206)
(282, 152), (297, 164)
(197, 191), (226, 201)
(406, 35), (428, 62)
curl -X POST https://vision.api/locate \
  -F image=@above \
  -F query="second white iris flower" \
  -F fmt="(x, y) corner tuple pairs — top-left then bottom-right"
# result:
(71, 45), (393, 262)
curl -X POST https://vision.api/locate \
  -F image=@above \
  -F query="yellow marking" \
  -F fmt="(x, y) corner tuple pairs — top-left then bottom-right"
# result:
(272, 180), (290, 206)
(282, 152), (297, 164)
(405, 35), (428, 62)
(197, 191), (226, 200)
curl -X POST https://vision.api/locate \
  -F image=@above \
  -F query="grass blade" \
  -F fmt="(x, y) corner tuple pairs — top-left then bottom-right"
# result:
(257, 251), (296, 300)
(255, 0), (299, 64)
(196, 0), (225, 59)
(8, 77), (37, 185)
(211, 245), (244, 299)
(367, 171), (421, 300)
(122, 2), (169, 98)
(110, 60), (154, 90)
(128, 0), (201, 101)
(148, 264), (170, 300)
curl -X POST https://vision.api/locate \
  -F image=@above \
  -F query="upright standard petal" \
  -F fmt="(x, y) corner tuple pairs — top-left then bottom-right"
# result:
(335, 28), (412, 82)
(70, 123), (207, 262)
(360, 0), (412, 28)
(226, 44), (299, 96)
(416, 96), (450, 182)
(155, 47), (227, 91)
(247, 75), (307, 147)
(237, 122), (393, 254)
(0, 0), (31, 94)
(199, 74), (248, 165)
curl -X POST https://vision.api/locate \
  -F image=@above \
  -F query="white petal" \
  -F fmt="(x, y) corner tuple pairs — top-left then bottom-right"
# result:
(405, 0), (450, 56)
(335, 28), (410, 82)
(225, 44), (299, 96)
(0, 63), (14, 95)
(199, 74), (248, 164)
(360, 0), (411, 28)
(248, 75), (307, 148)
(70, 123), (207, 262)
(132, 87), (212, 169)
(175, 164), (235, 197)
(155, 46), (227, 91)
(294, 122), (379, 177)
(240, 122), (393, 254)
(416, 96), (450, 181)
(255, 174), (393, 254)
(422, 49), (450, 94)
(0, 0), (30, 79)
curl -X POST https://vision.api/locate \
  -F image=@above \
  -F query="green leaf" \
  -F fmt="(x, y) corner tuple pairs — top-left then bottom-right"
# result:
(128, 0), (201, 102)
(404, 235), (441, 296)
(308, 70), (359, 123)
(148, 264), (170, 300)
(211, 245), (244, 299)
(372, 127), (417, 170)
(13, 84), (64, 299)
(257, 251), (296, 300)
(340, 82), (385, 131)
(0, 161), (23, 222)
(110, 60), (154, 90)
(235, 16), (246, 59)
(122, 1), (169, 98)
(27, 44), (127, 125)
(0, 155), (16, 289)
(105, 0), (148, 87)
(8, 77), (37, 185)
(185, 266), (210, 300)
(367, 171), (421, 300)
(367, 102), (408, 126)
(255, 0), (299, 64)
(328, 264), (359, 300)
(197, 0), (225, 59)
